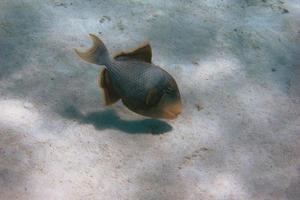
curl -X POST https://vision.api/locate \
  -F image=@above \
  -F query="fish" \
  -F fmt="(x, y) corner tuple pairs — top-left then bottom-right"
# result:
(75, 34), (182, 119)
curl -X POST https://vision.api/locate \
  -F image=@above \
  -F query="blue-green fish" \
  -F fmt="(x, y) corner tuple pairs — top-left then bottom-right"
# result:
(75, 34), (182, 119)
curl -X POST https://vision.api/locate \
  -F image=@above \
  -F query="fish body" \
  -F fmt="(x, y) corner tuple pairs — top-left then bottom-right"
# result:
(75, 34), (182, 119)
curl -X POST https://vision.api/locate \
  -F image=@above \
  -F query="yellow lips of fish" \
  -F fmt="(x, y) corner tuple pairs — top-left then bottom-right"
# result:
(75, 34), (183, 120)
(162, 102), (182, 119)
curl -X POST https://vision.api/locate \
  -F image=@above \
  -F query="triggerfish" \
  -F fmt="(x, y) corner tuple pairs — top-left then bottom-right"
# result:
(75, 34), (182, 119)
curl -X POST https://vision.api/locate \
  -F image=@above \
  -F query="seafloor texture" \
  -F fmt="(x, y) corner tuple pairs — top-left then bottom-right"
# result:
(0, 0), (299, 199)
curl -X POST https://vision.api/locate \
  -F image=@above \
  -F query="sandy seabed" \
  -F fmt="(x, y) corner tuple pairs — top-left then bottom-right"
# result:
(0, 0), (300, 199)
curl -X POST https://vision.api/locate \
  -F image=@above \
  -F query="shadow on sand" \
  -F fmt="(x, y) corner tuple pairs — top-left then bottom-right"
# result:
(61, 105), (172, 134)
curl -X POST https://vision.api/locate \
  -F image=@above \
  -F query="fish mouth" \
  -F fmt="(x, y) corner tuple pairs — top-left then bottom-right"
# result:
(162, 102), (182, 119)
(163, 110), (180, 119)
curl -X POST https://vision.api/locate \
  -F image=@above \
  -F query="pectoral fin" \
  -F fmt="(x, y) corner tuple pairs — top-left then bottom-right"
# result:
(114, 42), (152, 63)
(146, 88), (160, 106)
(98, 69), (120, 105)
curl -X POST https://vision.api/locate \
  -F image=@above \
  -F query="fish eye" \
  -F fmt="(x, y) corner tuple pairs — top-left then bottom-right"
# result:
(164, 87), (175, 95)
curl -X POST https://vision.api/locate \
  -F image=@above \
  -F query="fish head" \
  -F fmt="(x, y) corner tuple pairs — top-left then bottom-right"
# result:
(155, 78), (182, 119)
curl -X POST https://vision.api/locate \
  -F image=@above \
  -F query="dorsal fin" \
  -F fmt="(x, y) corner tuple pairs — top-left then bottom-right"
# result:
(114, 42), (152, 63)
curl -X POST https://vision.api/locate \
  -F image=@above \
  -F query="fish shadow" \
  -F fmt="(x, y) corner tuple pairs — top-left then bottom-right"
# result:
(61, 106), (172, 134)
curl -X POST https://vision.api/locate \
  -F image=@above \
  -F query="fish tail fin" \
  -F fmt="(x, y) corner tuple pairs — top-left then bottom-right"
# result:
(75, 34), (111, 66)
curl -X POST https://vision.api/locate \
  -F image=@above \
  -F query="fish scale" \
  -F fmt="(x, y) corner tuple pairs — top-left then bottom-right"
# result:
(109, 60), (165, 100)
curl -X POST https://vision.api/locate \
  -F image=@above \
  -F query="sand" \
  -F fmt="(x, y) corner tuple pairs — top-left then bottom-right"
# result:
(0, 0), (299, 199)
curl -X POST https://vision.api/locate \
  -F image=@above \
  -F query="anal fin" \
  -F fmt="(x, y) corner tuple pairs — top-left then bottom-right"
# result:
(98, 69), (120, 105)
